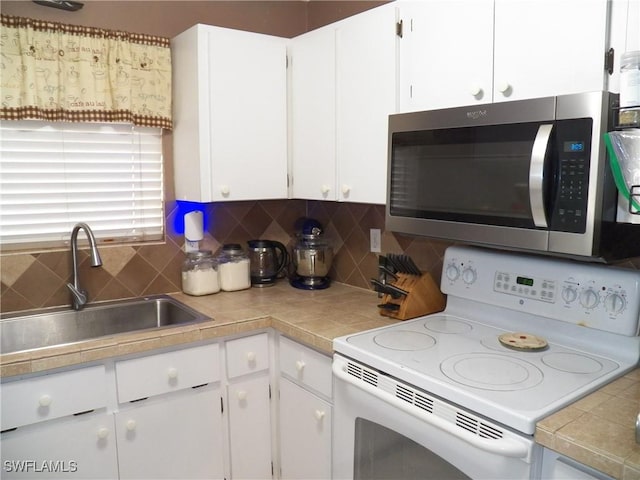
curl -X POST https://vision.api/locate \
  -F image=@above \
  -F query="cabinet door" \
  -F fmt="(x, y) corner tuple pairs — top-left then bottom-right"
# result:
(207, 27), (288, 201)
(397, 0), (494, 111)
(227, 375), (272, 479)
(290, 26), (337, 201)
(116, 387), (224, 480)
(279, 378), (332, 480)
(1, 413), (118, 479)
(335, 3), (398, 204)
(172, 25), (288, 202)
(493, 0), (609, 102)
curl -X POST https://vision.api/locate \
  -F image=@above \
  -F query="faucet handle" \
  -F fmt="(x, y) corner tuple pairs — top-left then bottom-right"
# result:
(66, 283), (88, 310)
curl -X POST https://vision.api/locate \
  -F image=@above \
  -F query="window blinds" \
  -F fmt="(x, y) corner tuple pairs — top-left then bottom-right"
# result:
(0, 120), (164, 250)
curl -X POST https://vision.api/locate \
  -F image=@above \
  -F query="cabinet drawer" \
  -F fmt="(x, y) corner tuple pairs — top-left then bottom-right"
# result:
(1, 365), (107, 430)
(279, 336), (332, 398)
(116, 343), (220, 403)
(226, 333), (269, 379)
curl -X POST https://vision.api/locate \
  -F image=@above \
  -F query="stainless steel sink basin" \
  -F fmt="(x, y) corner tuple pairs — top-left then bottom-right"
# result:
(0, 295), (210, 354)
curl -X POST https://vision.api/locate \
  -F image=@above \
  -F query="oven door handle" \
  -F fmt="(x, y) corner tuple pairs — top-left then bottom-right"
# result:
(333, 359), (530, 459)
(529, 123), (553, 228)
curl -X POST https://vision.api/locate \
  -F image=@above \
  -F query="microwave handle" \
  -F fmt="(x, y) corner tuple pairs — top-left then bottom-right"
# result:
(530, 124), (553, 228)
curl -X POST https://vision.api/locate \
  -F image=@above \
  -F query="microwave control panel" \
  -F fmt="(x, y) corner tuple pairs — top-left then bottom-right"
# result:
(549, 119), (593, 234)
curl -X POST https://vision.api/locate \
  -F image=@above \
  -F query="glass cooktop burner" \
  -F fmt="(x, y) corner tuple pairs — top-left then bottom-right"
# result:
(440, 353), (544, 391)
(542, 352), (604, 374)
(373, 331), (436, 351)
(423, 317), (472, 334)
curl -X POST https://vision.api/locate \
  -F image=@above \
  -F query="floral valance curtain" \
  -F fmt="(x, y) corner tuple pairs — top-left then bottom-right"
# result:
(0, 14), (172, 129)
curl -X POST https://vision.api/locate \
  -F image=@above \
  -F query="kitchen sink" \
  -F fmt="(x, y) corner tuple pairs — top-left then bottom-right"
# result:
(0, 295), (210, 355)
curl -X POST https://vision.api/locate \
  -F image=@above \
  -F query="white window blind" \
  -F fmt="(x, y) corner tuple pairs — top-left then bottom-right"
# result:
(0, 120), (164, 250)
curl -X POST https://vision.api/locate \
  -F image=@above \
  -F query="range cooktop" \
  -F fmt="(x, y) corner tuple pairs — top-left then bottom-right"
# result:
(334, 246), (640, 434)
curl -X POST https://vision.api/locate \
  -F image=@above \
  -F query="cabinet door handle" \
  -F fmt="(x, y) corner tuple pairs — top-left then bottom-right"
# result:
(341, 184), (351, 196)
(125, 419), (137, 431)
(497, 81), (511, 95)
(246, 351), (256, 363)
(220, 185), (230, 196)
(320, 185), (331, 195)
(295, 360), (306, 372)
(469, 85), (482, 97)
(167, 367), (178, 379)
(97, 427), (110, 439)
(237, 390), (247, 401)
(314, 410), (325, 422)
(38, 394), (52, 407)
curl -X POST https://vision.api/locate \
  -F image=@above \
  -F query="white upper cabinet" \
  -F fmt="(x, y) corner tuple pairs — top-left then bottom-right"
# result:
(492, 0), (608, 102)
(399, 0), (610, 112)
(290, 25), (337, 201)
(398, 0), (494, 111)
(335, 3), (398, 204)
(290, 3), (398, 204)
(172, 24), (288, 202)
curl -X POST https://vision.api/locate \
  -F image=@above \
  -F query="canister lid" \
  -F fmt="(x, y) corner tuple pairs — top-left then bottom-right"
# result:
(222, 243), (243, 253)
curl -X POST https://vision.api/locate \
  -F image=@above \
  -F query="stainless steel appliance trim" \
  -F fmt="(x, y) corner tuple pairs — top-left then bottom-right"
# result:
(530, 124), (554, 228)
(388, 95), (556, 131)
(385, 215), (550, 252)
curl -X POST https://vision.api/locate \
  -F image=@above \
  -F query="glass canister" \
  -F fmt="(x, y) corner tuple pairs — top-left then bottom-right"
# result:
(217, 243), (251, 291)
(620, 50), (640, 108)
(181, 250), (220, 296)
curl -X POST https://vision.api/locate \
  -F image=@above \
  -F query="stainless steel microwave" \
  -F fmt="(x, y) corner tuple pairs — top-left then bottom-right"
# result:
(386, 91), (639, 262)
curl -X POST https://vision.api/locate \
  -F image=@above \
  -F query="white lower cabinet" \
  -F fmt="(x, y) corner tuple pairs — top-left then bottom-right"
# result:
(278, 336), (333, 480)
(227, 375), (273, 479)
(1, 331), (341, 480)
(1, 412), (118, 479)
(114, 342), (224, 479)
(1, 365), (115, 479)
(225, 333), (273, 479)
(279, 378), (332, 480)
(115, 387), (224, 480)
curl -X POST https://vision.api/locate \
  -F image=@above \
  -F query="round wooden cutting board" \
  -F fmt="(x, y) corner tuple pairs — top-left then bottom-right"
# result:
(498, 332), (548, 351)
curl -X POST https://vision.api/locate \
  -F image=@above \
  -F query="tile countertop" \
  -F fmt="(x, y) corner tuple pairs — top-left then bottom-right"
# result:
(1, 281), (638, 479)
(535, 369), (640, 480)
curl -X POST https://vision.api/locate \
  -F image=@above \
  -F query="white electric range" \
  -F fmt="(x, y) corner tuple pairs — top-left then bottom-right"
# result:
(332, 245), (640, 479)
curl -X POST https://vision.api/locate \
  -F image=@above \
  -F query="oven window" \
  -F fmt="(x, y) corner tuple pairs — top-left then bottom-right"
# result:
(389, 122), (545, 228)
(353, 418), (470, 480)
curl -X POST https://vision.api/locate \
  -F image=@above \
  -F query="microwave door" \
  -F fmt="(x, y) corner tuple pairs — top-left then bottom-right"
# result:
(387, 121), (551, 251)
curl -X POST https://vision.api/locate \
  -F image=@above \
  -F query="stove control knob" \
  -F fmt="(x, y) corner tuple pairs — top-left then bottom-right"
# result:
(580, 288), (599, 309)
(462, 267), (477, 285)
(562, 286), (578, 303)
(445, 264), (460, 282)
(604, 293), (626, 315)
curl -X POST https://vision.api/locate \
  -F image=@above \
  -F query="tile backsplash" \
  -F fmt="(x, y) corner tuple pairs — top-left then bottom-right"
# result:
(1, 199), (638, 314)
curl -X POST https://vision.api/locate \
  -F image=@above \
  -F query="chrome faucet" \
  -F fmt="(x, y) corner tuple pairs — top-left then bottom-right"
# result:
(66, 223), (102, 310)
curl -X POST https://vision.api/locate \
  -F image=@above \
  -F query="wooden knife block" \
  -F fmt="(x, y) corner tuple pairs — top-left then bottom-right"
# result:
(379, 272), (445, 321)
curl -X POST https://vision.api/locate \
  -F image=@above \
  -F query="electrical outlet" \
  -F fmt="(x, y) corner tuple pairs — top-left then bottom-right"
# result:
(370, 228), (381, 253)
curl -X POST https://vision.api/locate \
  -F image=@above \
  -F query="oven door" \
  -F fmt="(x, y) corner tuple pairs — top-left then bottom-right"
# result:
(332, 355), (541, 480)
